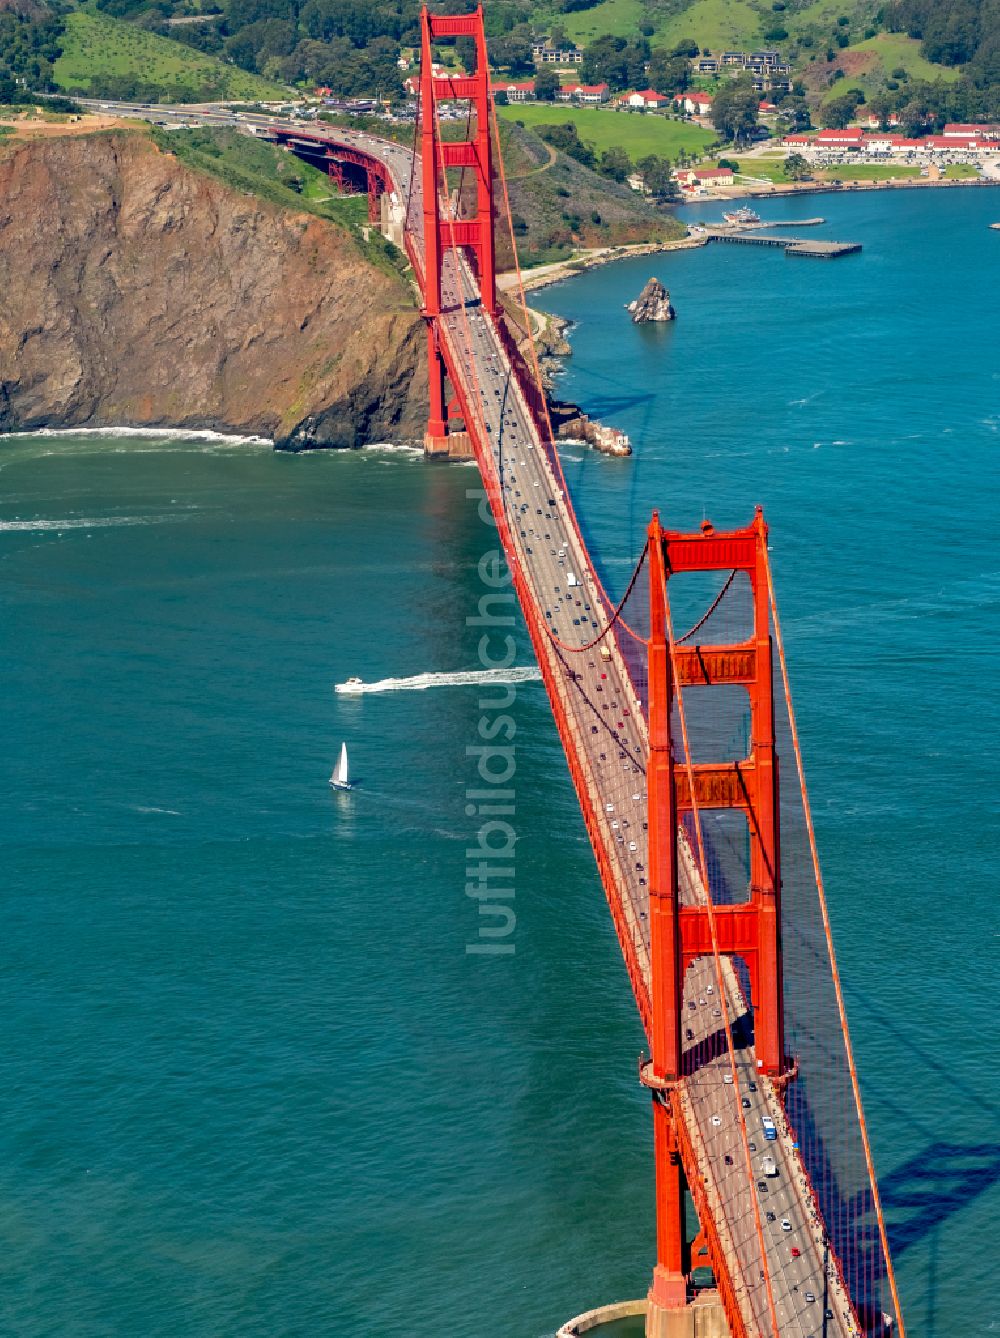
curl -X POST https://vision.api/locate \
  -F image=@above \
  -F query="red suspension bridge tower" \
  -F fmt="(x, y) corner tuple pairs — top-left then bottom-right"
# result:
(418, 5), (497, 454)
(643, 510), (788, 1327)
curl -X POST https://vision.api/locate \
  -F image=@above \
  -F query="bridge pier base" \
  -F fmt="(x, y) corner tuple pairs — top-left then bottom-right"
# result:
(647, 1290), (730, 1338)
(423, 430), (473, 459)
(648, 1263), (688, 1315)
(557, 1291), (729, 1337)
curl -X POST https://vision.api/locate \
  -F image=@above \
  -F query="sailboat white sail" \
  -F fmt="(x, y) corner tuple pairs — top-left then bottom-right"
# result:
(329, 742), (351, 790)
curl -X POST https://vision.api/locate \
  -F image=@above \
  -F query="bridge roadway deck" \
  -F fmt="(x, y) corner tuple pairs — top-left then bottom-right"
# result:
(298, 122), (863, 1338)
(104, 102), (866, 1336)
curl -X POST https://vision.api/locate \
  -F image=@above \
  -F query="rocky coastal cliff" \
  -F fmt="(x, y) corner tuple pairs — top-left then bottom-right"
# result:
(0, 131), (427, 446)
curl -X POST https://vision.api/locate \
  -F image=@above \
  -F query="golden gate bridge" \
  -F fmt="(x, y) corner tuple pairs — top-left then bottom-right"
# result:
(266, 9), (906, 1334)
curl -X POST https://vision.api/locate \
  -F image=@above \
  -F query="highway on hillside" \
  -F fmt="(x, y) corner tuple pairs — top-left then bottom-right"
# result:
(94, 101), (867, 1336)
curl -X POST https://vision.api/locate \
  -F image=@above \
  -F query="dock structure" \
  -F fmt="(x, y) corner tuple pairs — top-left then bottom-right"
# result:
(704, 227), (861, 257)
(748, 216), (825, 228)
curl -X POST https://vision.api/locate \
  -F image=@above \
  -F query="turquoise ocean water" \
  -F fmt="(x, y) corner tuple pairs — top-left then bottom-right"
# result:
(1, 186), (997, 1336)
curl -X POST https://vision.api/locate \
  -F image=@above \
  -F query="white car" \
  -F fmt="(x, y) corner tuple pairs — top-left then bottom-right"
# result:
(711, 1115), (722, 1127)
(781, 1219), (792, 1232)
(723, 1073), (733, 1085)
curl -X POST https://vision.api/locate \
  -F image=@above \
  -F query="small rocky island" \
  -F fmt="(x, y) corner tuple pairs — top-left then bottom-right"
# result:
(627, 277), (676, 323)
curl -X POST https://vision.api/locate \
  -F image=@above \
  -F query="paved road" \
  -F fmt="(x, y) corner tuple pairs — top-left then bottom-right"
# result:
(432, 275), (863, 1338)
(86, 101), (869, 1336)
(384, 127), (864, 1338)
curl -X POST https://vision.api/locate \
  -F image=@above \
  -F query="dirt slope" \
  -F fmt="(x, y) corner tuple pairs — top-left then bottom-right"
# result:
(0, 131), (427, 447)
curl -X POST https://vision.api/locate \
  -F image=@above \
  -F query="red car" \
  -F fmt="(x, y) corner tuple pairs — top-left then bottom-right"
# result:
(790, 1247), (801, 1258)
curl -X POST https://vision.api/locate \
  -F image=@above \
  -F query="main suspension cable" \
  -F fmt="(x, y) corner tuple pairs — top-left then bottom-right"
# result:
(485, 83), (648, 646)
(427, 86), (649, 674)
(677, 570), (737, 644)
(764, 547), (906, 1337)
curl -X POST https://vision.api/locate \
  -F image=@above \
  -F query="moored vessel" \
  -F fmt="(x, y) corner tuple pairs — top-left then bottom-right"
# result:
(723, 206), (762, 226)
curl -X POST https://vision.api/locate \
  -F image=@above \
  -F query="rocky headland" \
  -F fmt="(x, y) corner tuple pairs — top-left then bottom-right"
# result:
(0, 131), (428, 447)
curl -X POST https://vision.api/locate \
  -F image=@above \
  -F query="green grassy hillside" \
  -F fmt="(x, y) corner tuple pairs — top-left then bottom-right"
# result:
(495, 119), (686, 268)
(54, 10), (287, 102)
(552, 0), (645, 45)
(150, 126), (405, 275)
(540, 0), (881, 56)
(810, 30), (964, 105)
(498, 105), (715, 161)
(851, 32), (963, 82)
(654, 0), (764, 51)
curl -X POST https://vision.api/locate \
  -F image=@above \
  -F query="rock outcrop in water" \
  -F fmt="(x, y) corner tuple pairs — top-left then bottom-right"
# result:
(0, 131), (427, 447)
(626, 277), (675, 323)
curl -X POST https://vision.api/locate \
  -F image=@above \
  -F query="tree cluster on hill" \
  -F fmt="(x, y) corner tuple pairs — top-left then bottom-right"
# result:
(880, 0), (1000, 122)
(885, 0), (996, 70)
(576, 31), (704, 94)
(155, 0), (412, 94)
(87, 0), (549, 99)
(891, 77), (996, 127)
(0, 1), (66, 96)
(580, 35), (650, 89)
(710, 78), (760, 146)
(821, 74), (1000, 132)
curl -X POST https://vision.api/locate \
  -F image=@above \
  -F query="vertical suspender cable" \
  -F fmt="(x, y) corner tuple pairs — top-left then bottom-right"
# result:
(764, 548), (906, 1337)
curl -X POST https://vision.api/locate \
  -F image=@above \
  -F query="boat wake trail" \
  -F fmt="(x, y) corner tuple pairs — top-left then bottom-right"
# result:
(0, 515), (185, 531)
(335, 667), (541, 695)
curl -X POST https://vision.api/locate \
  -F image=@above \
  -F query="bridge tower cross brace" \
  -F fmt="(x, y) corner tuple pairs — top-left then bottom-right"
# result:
(644, 507), (786, 1315)
(419, 4), (497, 451)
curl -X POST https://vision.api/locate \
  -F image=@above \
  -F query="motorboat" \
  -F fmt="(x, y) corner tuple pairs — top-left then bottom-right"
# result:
(723, 206), (761, 226)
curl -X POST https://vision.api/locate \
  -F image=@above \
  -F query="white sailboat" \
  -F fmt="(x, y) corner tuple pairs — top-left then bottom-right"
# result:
(329, 742), (352, 790)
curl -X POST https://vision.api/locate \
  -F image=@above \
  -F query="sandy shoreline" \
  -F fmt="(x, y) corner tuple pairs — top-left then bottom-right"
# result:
(499, 236), (707, 295)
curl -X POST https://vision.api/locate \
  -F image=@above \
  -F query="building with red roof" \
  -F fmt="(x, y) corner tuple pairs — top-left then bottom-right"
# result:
(815, 126), (865, 146)
(674, 91), (713, 115)
(942, 123), (1000, 139)
(863, 112), (900, 129)
(622, 89), (671, 110)
(557, 82), (610, 103)
(863, 134), (929, 152)
(492, 80), (535, 103)
(674, 165), (735, 187)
